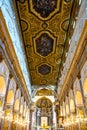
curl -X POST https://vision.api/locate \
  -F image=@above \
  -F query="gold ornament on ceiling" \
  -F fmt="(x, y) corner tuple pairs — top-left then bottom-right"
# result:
(14, 0), (79, 88)
(36, 88), (55, 96)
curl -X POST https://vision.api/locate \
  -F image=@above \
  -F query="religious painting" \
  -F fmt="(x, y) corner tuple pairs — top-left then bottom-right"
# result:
(36, 33), (53, 56)
(32, 0), (57, 18)
(38, 64), (51, 75)
(36, 97), (52, 108)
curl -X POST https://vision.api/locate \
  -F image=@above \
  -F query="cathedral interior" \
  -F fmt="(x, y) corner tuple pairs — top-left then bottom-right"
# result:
(0, 0), (87, 130)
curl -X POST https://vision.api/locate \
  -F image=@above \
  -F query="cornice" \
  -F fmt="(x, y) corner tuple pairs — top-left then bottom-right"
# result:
(59, 20), (87, 101)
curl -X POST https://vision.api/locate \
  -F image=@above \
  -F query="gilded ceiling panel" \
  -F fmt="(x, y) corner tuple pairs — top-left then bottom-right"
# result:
(36, 89), (55, 96)
(15, 0), (77, 87)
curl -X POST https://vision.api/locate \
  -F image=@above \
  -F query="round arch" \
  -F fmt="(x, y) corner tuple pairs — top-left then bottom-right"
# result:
(6, 90), (14, 105)
(63, 102), (65, 116)
(66, 104), (69, 115)
(36, 97), (53, 108)
(32, 86), (56, 98)
(0, 76), (6, 96)
(75, 91), (83, 106)
(83, 78), (87, 95)
(0, 99), (3, 109)
(19, 96), (24, 115)
(23, 102), (27, 117)
(20, 104), (23, 114)
(14, 99), (19, 112)
(70, 99), (75, 112)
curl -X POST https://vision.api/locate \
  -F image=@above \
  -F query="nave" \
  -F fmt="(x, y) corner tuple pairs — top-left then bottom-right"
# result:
(0, 0), (87, 130)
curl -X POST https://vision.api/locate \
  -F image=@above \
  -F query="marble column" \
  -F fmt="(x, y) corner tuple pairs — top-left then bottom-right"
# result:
(78, 73), (86, 115)
(52, 105), (56, 129)
(55, 104), (59, 129)
(32, 107), (37, 130)
(29, 109), (33, 130)
(77, 73), (87, 129)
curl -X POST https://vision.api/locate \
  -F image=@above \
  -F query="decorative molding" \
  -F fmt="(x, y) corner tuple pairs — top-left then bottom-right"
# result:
(59, 20), (87, 101)
(14, 0), (78, 87)
(0, 10), (31, 106)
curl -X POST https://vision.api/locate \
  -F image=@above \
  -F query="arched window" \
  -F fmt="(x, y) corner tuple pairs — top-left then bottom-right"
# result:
(6, 90), (14, 105)
(0, 76), (6, 96)
(66, 104), (69, 115)
(20, 105), (23, 114)
(75, 91), (83, 106)
(26, 107), (29, 120)
(60, 105), (63, 116)
(70, 99), (75, 112)
(0, 99), (3, 110)
(63, 102), (65, 116)
(14, 99), (19, 112)
(23, 102), (26, 117)
(83, 78), (87, 95)
(24, 108), (26, 117)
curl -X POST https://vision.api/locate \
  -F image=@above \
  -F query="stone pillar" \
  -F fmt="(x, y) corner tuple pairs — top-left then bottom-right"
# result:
(32, 107), (37, 130)
(77, 73), (86, 115)
(55, 104), (60, 129)
(52, 105), (56, 129)
(26, 109), (30, 130)
(77, 73), (87, 129)
(71, 88), (77, 130)
(36, 108), (41, 128)
(11, 112), (18, 130)
(29, 109), (33, 130)
(34, 107), (37, 129)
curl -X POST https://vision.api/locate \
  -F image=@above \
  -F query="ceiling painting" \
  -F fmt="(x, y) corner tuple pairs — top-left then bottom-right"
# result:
(35, 33), (53, 56)
(14, 0), (78, 88)
(36, 97), (52, 108)
(30, 0), (61, 20)
(38, 64), (51, 75)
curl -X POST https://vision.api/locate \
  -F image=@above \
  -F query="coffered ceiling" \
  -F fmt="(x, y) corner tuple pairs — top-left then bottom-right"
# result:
(14, 0), (79, 90)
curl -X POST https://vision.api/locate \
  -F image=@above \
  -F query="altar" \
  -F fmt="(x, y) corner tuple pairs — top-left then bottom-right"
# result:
(40, 123), (51, 130)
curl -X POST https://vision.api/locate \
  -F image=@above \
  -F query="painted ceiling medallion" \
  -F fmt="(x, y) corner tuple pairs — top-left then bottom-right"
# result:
(38, 64), (51, 75)
(30, 0), (61, 20)
(36, 33), (53, 56)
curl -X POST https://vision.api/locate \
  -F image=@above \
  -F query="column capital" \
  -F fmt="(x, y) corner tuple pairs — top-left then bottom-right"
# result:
(9, 73), (13, 79)
(71, 84), (73, 90)
(30, 109), (34, 113)
(0, 54), (4, 62)
(54, 101), (59, 106)
(77, 72), (81, 79)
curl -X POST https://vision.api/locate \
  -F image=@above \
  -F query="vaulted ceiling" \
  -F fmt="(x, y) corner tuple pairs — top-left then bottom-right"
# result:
(36, 88), (55, 96)
(13, 0), (80, 92)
